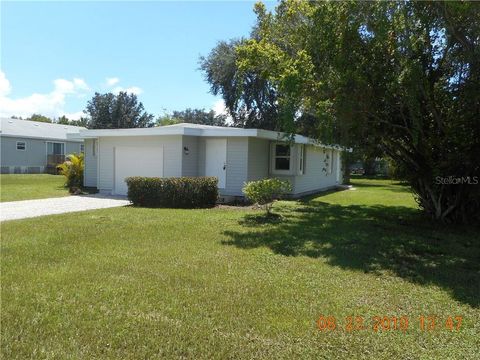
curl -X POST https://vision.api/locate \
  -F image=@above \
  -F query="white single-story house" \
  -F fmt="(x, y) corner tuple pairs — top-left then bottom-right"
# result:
(70, 123), (347, 198)
(0, 118), (85, 174)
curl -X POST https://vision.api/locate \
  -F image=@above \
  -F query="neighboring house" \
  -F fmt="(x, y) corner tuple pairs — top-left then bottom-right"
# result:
(72, 123), (346, 199)
(0, 118), (85, 174)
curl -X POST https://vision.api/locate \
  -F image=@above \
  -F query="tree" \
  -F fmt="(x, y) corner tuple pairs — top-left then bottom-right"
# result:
(57, 115), (88, 127)
(84, 92), (154, 129)
(28, 114), (52, 123)
(212, 1), (480, 224)
(57, 115), (70, 125)
(200, 39), (279, 129)
(156, 113), (178, 127)
(69, 117), (89, 127)
(156, 108), (228, 127)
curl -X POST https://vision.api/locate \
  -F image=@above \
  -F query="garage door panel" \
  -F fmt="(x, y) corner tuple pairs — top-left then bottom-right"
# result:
(114, 146), (164, 195)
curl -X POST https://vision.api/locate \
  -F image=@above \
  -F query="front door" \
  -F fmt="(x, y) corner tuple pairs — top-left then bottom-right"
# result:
(205, 139), (227, 189)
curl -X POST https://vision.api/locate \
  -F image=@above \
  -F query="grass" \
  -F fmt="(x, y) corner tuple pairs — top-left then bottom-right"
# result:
(0, 174), (68, 202)
(1, 178), (478, 359)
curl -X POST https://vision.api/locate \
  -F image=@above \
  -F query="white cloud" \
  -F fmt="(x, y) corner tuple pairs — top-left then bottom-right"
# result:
(112, 85), (143, 95)
(0, 70), (89, 120)
(105, 77), (120, 86)
(104, 76), (143, 95)
(0, 71), (144, 121)
(212, 99), (227, 116)
(61, 111), (85, 121)
(212, 99), (232, 124)
(0, 71), (12, 96)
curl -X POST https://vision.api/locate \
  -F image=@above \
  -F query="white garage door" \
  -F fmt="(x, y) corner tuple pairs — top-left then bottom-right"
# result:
(114, 146), (164, 195)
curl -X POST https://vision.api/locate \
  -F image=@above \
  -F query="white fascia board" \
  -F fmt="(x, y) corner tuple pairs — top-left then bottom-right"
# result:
(76, 127), (186, 138)
(200, 128), (258, 137)
(73, 125), (351, 151)
(1, 133), (83, 143)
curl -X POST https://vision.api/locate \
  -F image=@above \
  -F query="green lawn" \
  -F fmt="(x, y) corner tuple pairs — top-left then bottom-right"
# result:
(1, 179), (478, 359)
(0, 174), (68, 202)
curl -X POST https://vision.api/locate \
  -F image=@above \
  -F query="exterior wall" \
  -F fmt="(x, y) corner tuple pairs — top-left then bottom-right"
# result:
(197, 138), (206, 176)
(0, 135), (82, 173)
(197, 137), (249, 196)
(224, 137), (248, 196)
(84, 138), (98, 187)
(181, 136), (199, 177)
(246, 139), (343, 196)
(86, 133), (343, 197)
(96, 135), (182, 192)
(247, 137), (269, 181)
(292, 147), (340, 195)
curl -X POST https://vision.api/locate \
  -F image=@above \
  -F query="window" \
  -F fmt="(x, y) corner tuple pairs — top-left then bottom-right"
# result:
(16, 141), (26, 151)
(327, 150), (333, 174)
(80, 144), (85, 153)
(274, 144), (291, 171)
(298, 145), (305, 175)
(47, 142), (65, 155)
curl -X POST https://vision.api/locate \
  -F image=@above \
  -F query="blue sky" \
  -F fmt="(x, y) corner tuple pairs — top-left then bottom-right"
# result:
(1, 1), (276, 120)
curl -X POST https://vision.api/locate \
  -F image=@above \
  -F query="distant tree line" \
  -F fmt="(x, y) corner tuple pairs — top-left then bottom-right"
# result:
(10, 91), (229, 129)
(10, 114), (88, 127)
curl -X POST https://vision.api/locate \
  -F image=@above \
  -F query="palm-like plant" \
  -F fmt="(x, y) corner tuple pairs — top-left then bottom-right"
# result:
(57, 153), (84, 191)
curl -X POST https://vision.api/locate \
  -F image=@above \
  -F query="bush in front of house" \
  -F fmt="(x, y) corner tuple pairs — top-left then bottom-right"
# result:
(125, 176), (218, 208)
(57, 153), (84, 193)
(242, 178), (292, 214)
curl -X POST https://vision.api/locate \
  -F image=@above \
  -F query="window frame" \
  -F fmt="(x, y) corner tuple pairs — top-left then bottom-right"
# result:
(298, 145), (305, 175)
(80, 144), (85, 153)
(271, 142), (292, 175)
(46, 141), (66, 156)
(327, 149), (333, 175)
(16, 141), (26, 151)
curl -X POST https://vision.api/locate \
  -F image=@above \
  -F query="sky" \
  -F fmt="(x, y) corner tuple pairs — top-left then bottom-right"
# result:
(0, 1), (277, 120)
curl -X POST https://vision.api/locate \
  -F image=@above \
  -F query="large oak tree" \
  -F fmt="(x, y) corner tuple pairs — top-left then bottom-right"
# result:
(203, 0), (480, 224)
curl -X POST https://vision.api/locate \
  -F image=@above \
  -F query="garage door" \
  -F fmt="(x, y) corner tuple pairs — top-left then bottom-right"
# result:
(114, 146), (164, 195)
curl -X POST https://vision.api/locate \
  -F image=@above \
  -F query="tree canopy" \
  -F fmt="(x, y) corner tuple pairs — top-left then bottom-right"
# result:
(84, 92), (154, 129)
(201, 0), (480, 224)
(27, 114), (53, 123)
(156, 108), (228, 127)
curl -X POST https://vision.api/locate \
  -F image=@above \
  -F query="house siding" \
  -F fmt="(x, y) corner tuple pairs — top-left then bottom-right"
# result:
(84, 138), (97, 187)
(97, 135), (182, 192)
(181, 136), (199, 177)
(0, 136), (82, 173)
(224, 137), (248, 196)
(87, 133), (343, 197)
(197, 138), (206, 176)
(196, 137), (248, 196)
(293, 147), (340, 194)
(247, 137), (269, 181)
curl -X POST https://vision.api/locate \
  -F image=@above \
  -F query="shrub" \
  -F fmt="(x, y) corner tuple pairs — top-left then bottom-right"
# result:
(242, 178), (292, 214)
(125, 177), (218, 208)
(57, 153), (84, 192)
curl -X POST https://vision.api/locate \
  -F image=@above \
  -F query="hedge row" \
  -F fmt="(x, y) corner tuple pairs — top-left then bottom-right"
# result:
(125, 176), (218, 208)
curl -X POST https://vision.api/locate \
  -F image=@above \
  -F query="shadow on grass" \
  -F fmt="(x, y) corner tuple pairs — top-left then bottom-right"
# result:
(239, 213), (284, 226)
(222, 200), (480, 307)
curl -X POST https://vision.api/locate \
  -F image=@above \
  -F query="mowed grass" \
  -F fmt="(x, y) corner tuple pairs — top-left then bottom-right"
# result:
(0, 174), (68, 202)
(1, 179), (478, 359)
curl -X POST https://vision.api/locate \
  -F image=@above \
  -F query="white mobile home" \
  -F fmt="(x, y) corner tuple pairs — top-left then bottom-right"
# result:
(72, 123), (346, 198)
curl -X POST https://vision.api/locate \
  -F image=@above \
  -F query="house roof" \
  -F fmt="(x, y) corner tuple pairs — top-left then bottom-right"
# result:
(0, 118), (85, 142)
(71, 123), (348, 151)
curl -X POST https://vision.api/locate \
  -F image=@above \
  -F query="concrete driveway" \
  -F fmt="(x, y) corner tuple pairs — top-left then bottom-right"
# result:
(0, 194), (131, 222)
